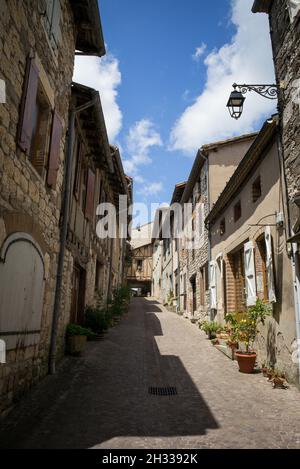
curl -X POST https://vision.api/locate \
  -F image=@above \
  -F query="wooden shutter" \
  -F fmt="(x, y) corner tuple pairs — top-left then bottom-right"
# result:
(74, 139), (83, 200)
(50, 0), (61, 49)
(18, 57), (39, 154)
(244, 241), (257, 306)
(85, 169), (95, 221)
(210, 260), (217, 309)
(265, 226), (276, 303)
(47, 111), (62, 188)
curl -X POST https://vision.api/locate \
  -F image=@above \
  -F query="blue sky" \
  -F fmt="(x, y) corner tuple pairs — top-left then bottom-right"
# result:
(74, 0), (276, 226)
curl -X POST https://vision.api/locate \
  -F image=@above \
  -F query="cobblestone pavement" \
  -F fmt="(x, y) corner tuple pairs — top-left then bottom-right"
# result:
(0, 297), (299, 449)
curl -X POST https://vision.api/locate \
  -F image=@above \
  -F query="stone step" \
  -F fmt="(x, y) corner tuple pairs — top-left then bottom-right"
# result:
(214, 343), (236, 361)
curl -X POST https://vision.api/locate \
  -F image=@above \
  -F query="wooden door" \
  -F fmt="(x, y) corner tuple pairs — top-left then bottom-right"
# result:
(71, 265), (86, 324)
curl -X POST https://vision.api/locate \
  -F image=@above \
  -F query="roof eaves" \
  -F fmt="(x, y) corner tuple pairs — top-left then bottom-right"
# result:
(252, 0), (273, 13)
(70, 0), (106, 57)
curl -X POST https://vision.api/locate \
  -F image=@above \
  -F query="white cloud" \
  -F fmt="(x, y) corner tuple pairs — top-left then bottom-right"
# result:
(134, 175), (145, 184)
(123, 119), (163, 176)
(192, 43), (207, 62)
(137, 181), (163, 197)
(170, 0), (276, 155)
(73, 52), (122, 142)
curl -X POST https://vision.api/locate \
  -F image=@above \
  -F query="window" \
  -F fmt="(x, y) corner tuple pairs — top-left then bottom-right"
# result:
(234, 201), (242, 222)
(232, 248), (247, 310)
(73, 138), (82, 200)
(43, 0), (61, 53)
(29, 83), (52, 176)
(81, 166), (88, 212)
(85, 169), (96, 221)
(252, 176), (262, 203)
(287, 0), (300, 22)
(220, 218), (226, 236)
(17, 57), (62, 187)
(137, 259), (143, 271)
(256, 237), (268, 302)
(199, 267), (205, 307)
(204, 262), (209, 291)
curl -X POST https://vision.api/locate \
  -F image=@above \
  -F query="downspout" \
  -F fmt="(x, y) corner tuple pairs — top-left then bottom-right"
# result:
(107, 236), (114, 304)
(49, 95), (97, 375)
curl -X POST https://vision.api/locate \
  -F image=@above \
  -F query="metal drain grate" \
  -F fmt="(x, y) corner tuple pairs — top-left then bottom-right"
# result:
(148, 386), (178, 396)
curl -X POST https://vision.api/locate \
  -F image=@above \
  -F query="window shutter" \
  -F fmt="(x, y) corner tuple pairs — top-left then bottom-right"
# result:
(265, 226), (276, 303)
(210, 260), (217, 309)
(85, 169), (95, 221)
(18, 57), (39, 154)
(74, 140), (83, 201)
(50, 0), (61, 49)
(47, 111), (62, 188)
(244, 241), (257, 306)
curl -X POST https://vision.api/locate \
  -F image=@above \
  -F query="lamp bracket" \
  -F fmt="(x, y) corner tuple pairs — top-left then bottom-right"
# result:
(233, 83), (280, 100)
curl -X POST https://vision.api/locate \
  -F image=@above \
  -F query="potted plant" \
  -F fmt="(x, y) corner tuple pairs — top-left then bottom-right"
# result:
(225, 299), (271, 374)
(272, 369), (286, 388)
(66, 324), (94, 355)
(199, 321), (222, 340)
(84, 306), (108, 338)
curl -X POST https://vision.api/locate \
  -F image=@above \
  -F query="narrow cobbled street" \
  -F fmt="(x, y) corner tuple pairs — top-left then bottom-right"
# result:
(0, 297), (299, 449)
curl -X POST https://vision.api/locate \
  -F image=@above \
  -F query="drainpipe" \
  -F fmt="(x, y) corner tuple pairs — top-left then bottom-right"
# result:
(49, 95), (97, 375)
(106, 236), (114, 305)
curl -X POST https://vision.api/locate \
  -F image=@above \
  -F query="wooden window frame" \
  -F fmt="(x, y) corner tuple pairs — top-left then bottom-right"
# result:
(252, 176), (262, 203)
(234, 200), (242, 222)
(220, 218), (226, 236)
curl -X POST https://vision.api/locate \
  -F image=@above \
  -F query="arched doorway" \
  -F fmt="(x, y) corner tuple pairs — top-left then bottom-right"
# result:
(0, 233), (45, 351)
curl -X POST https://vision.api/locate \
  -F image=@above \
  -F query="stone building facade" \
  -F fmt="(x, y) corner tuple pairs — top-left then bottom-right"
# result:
(127, 223), (153, 296)
(0, 0), (112, 413)
(178, 134), (257, 321)
(206, 116), (298, 384)
(57, 84), (131, 358)
(252, 0), (300, 384)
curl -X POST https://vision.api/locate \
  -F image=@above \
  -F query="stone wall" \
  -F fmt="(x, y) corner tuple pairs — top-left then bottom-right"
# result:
(185, 165), (210, 321)
(0, 0), (75, 413)
(270, 0), (300, 219)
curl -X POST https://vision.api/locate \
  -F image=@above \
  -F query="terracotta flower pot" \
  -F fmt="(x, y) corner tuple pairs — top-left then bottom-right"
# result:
(272, 377), (285, 388)
(67, 335), (87, 355)
(235, 351), (257, 373)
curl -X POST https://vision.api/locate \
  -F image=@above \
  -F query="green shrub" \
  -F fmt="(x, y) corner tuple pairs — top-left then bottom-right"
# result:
(199, 321), (222, 335)
(225, 299), (271, 353)
(84, 306), (108, 334)
(66, 324), (95, 337)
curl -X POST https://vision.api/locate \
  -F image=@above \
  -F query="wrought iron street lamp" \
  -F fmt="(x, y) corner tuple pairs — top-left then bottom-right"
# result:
(227, 83), (280, 120)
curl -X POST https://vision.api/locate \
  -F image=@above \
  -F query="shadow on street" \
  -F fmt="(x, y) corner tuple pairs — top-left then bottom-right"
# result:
(0, 298), (218, 448)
